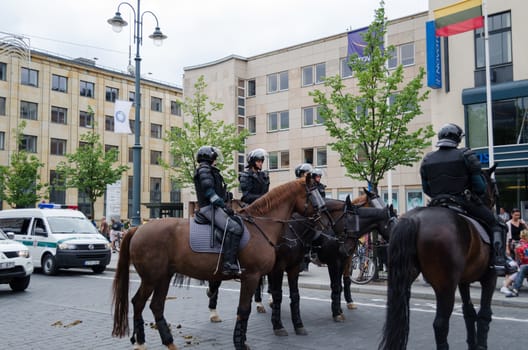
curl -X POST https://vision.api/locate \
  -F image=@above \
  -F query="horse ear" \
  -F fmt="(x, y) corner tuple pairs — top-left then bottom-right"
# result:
(489, 163), (497, 176)
(346, 194), (352, 207)
(363, 187), (372, 198)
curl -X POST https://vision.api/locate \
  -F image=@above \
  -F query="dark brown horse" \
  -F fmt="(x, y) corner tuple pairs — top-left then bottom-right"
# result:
(112, 176), (322, 350)
(379, 165), (499, 350)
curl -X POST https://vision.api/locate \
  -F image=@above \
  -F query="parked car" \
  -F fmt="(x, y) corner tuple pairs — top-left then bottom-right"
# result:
(0, 228), (33, 291)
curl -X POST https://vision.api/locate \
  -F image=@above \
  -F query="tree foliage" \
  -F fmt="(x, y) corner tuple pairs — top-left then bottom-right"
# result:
(55, 107), (129, 217)
(311, 1), (434, 192)
(163, 75), (248, 192)
(0, 121), (48, 208)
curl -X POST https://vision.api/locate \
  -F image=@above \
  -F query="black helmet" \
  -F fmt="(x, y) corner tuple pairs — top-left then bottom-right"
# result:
(436, 123), (464, 148)
(295, 163), (313, 178)
(246, 148), (267, 167)
(196, 146), (221, 163)
(311, 168), (323, 178)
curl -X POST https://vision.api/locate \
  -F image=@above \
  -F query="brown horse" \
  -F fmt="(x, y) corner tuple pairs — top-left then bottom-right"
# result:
(379, 165), (499, 350)
(112, 176), (322, 350)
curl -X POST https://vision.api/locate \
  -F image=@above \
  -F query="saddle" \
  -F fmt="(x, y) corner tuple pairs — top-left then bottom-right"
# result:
(427, 194), (490, 244)
(190, 213), (250, 253)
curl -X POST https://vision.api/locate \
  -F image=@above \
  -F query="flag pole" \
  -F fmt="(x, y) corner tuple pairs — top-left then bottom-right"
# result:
(483, 0), (494, 175)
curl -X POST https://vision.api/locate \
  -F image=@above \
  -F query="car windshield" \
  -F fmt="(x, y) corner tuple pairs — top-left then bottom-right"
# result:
(47, 217), (98, 234)
(0, 229), (7, 240)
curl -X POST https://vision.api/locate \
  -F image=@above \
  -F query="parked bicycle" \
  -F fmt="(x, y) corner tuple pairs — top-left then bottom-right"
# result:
(350, 232), (387, 284)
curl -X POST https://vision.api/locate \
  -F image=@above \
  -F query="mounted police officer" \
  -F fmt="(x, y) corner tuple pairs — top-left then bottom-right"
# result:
(194, 146), (244, 276)
(295, 163), (313, 179)
(239, 148), (270, 205)
(311, 168), (326, 198)
(420, 123), (515, 276)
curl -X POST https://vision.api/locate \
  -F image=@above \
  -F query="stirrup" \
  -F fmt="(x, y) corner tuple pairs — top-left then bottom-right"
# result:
(493, 265), (506, 277)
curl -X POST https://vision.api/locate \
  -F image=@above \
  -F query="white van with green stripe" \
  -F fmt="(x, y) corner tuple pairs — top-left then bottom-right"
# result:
(0, 209), (111, 275)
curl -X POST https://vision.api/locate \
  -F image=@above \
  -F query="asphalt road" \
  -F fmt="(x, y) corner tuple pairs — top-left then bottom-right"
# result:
(1, 269), (526, 349)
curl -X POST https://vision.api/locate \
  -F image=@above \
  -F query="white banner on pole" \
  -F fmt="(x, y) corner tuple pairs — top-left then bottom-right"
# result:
(113, 100), (132, 134)
(106, 180), (122, 220)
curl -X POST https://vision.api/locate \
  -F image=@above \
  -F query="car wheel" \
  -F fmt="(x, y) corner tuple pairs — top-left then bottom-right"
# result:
(92, 265), (106, 274)
(9, 275), (31, 292)
(42, 254), (58, 275)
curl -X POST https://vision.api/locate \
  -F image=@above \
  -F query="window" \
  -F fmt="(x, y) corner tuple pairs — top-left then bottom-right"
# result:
(302, 63), (326, 86)
(50, 138), (67, 155)
(476, 12), (511, 69)
(105, 86), (118, 102)
(170, 101), (181, 116)
(129, 119), (136, 134)
(340, 58), (352, 78)
(20, 101), (38, 120)
(150, 123), (162, 139)
(268, 110), (289, 132)
(49, 170), (66, 204)
(151, 96), (162, 112)
(20, 135), (37, 153)
(302, 106), (323, 127)
(382, 191), (398, 209)
(149, 177), (162, 218)
(79, 110), (93, 128)
(0, 96), (5, 115)
(388, 43), (415, 69)
(128, 147), (134, 163)
(51, 106), (67, 124)
(105, 145), (119, 162)
(105, 115), (114, 131)
(0, 131), (4, 150)
(80, 80), (94, 98)
(0, 62), (6, 81)
(150, 150), (162, 165)
(406, 190), (424, 211)
(21, 67), (38, 87)
(247, 116), (256, 134)
(267, 71), (288, 93)
(247, 79), (256, 97)
(238, 79), (245, 116)
(51, 74), (68, 92)
(268, 151), (289, 170)
(303, 147), (327, 166)
(128, 91), (136, 105)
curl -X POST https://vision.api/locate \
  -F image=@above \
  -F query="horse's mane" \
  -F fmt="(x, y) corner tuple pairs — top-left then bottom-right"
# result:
(240, 178), (304, 216)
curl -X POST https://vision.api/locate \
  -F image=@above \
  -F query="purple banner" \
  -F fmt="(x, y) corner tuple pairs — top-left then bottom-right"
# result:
(347, 27), (369, 59)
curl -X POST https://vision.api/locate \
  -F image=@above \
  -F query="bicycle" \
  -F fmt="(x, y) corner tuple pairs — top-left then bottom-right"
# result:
(350, 233), (377, 284)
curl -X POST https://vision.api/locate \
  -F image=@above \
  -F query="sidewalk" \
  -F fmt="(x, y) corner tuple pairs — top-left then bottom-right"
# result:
(106, 253), (528, 308)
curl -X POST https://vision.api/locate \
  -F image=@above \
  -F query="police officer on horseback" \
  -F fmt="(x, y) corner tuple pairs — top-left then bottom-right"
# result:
(420, 123), (515, 276)
(239, 148), (270, 205)
(311, 168), (326, 198)
(194, 146), (244, 276)
(295, 163), (313, 179)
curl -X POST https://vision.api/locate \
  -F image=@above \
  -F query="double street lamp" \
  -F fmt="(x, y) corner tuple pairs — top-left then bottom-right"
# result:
(108, 1), (167, 226)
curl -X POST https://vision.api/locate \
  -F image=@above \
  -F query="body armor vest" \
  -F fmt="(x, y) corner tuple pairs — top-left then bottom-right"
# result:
(421, 148), (470, 197)
(194, 163), (227, 208)
(239, 170), (270, 204)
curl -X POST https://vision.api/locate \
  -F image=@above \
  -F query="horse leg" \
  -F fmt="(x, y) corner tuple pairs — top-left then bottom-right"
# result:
(432, 287), (456, 350)
(254, 276), (266, 313)
(207, 280), (222, 323)
(130, 282), (154, 348)
(459, 283), (477, 349)
(149, 276), (177, 350)
(327, 262), (345, 321)
(475, 271), (497, 350)
(287, 267), (307, 335)
(233, 276), (259, 350)
(269, 269), (288, 336)
(342, 256), (357, 310)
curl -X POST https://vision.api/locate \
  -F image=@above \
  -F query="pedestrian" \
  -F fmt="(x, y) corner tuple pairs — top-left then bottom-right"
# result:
(506, 208), (526, 259)
(239, 148), (270, 205)
(194, 146), (243, 276)
(110, 217), (123, 253)
(99, 216), (110, 242)
(505, 229), (528, 297)
(420, 123), (515, 276)
(499, 207), (511, 222)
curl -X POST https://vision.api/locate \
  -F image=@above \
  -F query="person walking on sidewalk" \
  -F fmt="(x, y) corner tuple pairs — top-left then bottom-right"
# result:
(506, 229), (528, 297)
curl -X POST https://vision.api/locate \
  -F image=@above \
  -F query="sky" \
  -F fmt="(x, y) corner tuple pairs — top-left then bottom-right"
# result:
(1, 0), (429, 87)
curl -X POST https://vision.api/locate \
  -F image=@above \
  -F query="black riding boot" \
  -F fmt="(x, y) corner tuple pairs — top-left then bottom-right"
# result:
(222, 233), (241, 276)
(492, 226), (515, 276)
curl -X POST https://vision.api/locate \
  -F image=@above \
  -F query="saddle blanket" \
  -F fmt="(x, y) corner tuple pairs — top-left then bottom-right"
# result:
(459, 214), (490, 244)
(189, 220), (250, 253)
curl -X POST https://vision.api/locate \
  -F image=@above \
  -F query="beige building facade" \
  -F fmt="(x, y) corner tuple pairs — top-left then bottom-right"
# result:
(0, 47), (183, 221)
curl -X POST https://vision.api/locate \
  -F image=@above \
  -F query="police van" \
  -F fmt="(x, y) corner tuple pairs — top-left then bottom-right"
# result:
(0, 207), (111, 275)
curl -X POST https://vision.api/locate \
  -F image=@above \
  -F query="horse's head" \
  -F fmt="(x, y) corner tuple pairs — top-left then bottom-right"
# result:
(363, 187), (386, 209)
(482, 163), (498, 209)
(346, 193), (398, 242)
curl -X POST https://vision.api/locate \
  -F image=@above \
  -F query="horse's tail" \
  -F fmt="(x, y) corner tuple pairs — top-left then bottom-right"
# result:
(112, 226), (137, 337)
(379, 217), (419, 350)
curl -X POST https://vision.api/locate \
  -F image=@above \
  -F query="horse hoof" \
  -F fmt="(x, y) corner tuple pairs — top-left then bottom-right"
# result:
(167, 344), (178, 350)
(210, 315), (222, 323)
(133, 343), (147, 350)
(347, 302), (358, 310)
(273, 328), (288, 336)
(333, 314), (345, 322)
(294, 327), (308, 335)
(256, 305), (266, 313)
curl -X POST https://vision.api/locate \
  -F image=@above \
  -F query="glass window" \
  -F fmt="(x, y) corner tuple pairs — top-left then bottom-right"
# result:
(0, 131), (4, 150)
(267, 71), (288, 93)
(105, 115), (114, 131)
(268, 151), (289, 170)
(150, 150), (162, 165)
(406, 190), (424, 211)
(105, 86), (119, 102)
(51, 74), (68, 92)
(21, 67), (38, 87)
(151, 96), (162, 112)
(51, 106), (67, 124)
(49, 170), (66, 204)
(268, 110), (289, 132)
(400, 43), (415, 66)
(302, 66), (313, 86)
(340, 58), (352, 78)
(105, 145), (119, 162)
(128, 91), (136, 105)
(128, 147), (134, 163)
(50, 138), (67, 155)
(80, 80), (94, 98)
(315, 63), (326, 84)
(20, 101), (38, 120)
(20, 134), (37, 153)
(302, 106), (324, 127)
(316, 147), (327, 166)
(79, 110), (93, 128)
(247, 79), (256, 97)
(0, 96), (6, 115)
(0, 62), (6, 80)
(476, 12), (512, 68)
(247, 116), (256, 134)
(302, 63), (326, 86)
(170, 101), (181, 116)
(150, 123), (162, 139)
(387, 47), (397, 69)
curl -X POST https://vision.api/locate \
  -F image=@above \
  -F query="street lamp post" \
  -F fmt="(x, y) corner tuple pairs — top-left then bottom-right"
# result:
(108, 0), (167, 227)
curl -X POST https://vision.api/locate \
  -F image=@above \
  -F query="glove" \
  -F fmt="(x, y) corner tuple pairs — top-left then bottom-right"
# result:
(210, 193), (225, 208)
(224, 207), (235, 216)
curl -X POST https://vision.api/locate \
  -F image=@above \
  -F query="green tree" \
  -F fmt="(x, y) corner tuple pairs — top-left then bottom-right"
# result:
(0, 121), (48, 208)
(55, 107), (129, 217)
(311, 1), (434, 193)
(163, 75), (248, 192)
